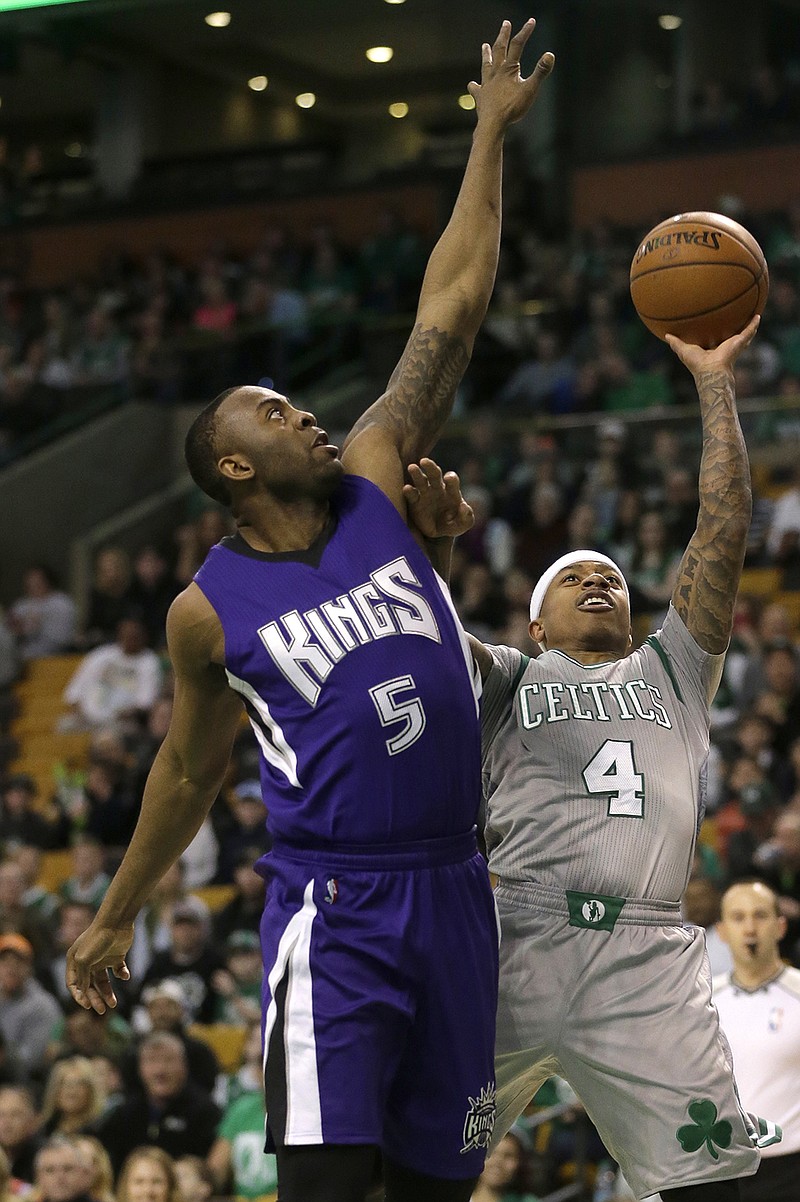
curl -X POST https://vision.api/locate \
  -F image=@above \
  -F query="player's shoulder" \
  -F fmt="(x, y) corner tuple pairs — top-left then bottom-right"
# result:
(486, 642), (530, 683)
(712, 971), (735, 997)
(776, 965), (800, 1002)
(166, 584), (225, 668)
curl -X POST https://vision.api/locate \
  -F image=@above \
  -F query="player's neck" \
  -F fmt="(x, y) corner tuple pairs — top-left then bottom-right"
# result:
(548, 642), (623, 665)
(732, 954), (784, 990)
(234, 496), (331, 553)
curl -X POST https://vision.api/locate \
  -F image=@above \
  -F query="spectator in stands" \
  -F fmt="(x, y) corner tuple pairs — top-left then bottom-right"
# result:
(214, 782), (270, 884)
(753, 643), (800, 754)
(128, 547), (178, 651)
(138, 896), (222, 1024)
(212, 849), (265, 943)
(83, 547), (133, 649)
(767, 463), (800, 563)
(131, 309), (182, 404)
(209, 1029), (278, 1201)
(211, 931), (262, 1026)
(95, 1032), (220, 1173)
(61, 617), (162, 733)
(115, 1147), (182, 1202)
(470, 1127), (539, 1202)
(33, 1137), (94, 1202)
(71, 308), (129, 391)
(47, 1006), (132, 1067)
(0, 1088), (39, 1185)
(0, 858), (54, 959)
(8, 567), (76, 661)
(58, 837), (110, 909)
(0, 937), (61, 1079)
(192, 275), (237, 334)
(39, 1058), (106, 1138)
(0, 610), (19, 692)
(65, 758), (137, 850)
(627, 509), (683, 619)
(71, 1137), (114, 1202)
(173, 511), (230, 587)
(127, 979), (218, 1095)
(496, 330), (577, 413)
(0, 1033), (26, 1092)
(0, 776), (60, 852)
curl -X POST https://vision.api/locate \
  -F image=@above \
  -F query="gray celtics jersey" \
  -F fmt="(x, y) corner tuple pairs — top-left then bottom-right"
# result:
(482, 605), (725, 903)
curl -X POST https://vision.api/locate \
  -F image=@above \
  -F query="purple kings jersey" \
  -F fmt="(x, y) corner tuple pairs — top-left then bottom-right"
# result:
(194, 474), (482, 846)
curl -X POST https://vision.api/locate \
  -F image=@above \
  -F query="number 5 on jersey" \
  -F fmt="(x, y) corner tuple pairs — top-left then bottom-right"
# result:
(582, 739), (645, 818)
(370, 675), (426, 755)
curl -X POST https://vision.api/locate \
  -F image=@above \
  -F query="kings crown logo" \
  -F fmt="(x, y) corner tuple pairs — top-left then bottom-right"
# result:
(461, 1083), (496, 1154)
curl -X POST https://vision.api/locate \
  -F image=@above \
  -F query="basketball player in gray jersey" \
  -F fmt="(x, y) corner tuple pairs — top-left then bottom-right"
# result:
(406, 313), (780, 1202)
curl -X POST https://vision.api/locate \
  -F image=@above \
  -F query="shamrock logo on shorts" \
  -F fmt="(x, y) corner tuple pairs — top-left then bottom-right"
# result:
(676, 1100), (733, 1161)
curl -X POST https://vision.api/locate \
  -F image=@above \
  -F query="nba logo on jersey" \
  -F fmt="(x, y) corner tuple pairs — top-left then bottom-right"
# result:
(583, 899), (606, 924)
(324, 878), (338, 905)
(461, 1083), (496, 1154)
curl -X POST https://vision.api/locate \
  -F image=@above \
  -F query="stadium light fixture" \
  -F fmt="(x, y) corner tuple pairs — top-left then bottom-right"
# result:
(658, 14), (683, 29)
(204, 11), (231, 27)
(366, 46), (394, 63)
(458, 93), (476, 111)
(295, 92), (316, 109)
(248, 76), (269, 91)
(388, 102), (409, 118)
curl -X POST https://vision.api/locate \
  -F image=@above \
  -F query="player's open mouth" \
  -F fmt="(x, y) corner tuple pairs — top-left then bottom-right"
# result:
(312, 432), (339, 455)
(577, 594), (614, 611)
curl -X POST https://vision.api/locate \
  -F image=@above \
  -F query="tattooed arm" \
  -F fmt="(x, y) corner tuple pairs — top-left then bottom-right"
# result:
(342, 20), (553, 513)
(665, 317), (759, 653)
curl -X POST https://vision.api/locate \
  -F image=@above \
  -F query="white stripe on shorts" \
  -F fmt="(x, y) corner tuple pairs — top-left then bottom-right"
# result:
(263, 878), (322, 1143)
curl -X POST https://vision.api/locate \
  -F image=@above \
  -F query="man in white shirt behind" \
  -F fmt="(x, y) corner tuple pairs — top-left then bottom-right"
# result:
(62, 615), (162, 731)
(714, 880), (799, 1202)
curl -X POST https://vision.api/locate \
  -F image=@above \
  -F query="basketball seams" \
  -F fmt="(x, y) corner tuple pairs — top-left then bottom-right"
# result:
(638, 216), (766, 274)
(630, 259), (759, 283)
(632, 280), (758, 324)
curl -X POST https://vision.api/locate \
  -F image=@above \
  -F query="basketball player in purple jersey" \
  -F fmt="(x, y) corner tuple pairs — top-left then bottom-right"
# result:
(65, 20), (554, 1202)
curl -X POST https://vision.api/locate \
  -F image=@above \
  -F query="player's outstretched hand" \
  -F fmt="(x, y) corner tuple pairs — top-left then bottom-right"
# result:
(665, 314), (760, 378)
(404, 458), (474, 541)
(66, 920), (133, 1014)
(469, 18), (554, 130)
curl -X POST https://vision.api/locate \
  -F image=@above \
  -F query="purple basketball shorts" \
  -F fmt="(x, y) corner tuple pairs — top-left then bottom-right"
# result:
(257, 829), (499, 1180)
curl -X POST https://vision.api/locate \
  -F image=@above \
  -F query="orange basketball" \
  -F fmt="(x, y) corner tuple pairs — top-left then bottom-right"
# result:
(629, 211), (769, 348)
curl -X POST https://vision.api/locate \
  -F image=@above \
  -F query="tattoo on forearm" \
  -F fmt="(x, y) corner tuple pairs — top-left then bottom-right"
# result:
(348, 323), (469, 457)
(673, 370), (752, 653)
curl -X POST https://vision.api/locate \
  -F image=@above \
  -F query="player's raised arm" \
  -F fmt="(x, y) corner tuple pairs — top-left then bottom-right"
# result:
(342, 19), (554, 507)
(665, 316), (759, 653)
(65, 586), (243, 1014)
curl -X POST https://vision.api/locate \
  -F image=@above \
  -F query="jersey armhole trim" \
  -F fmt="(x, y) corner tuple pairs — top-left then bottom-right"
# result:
(644, 635), (685, 705)
(511, 654), (531, 693)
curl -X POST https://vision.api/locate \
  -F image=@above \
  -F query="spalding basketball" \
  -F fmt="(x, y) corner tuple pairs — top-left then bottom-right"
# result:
(630, 211), (768, 348)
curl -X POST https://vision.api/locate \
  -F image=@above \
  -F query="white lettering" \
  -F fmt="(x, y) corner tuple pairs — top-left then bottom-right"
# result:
(580, 680), (611, 721)
(320, 595), (370, 650)
(352, 583), (397, 638)
(543, 682), (569, 722)
(372, 559), (440, 641)
(258, 612), (332, 706)
(518, 683), (543, 729)
(565, 683), (594, 720)
(625, 679), (656, 721)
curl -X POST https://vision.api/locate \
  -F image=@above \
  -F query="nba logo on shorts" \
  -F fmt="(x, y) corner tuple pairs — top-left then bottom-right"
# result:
(324, 878), (338, 905)
(582, 899), (606, 924)
(461, 1083), (496, 1154)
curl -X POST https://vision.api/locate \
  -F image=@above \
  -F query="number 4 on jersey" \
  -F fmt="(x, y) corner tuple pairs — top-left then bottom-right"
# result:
(582, 739), (645, 818)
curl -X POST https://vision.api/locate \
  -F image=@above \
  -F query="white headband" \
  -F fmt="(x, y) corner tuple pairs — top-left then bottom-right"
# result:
(528, 549), (629, 636)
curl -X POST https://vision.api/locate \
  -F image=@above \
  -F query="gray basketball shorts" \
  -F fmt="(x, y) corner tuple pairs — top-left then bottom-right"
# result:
(492, 880), (759, 1200)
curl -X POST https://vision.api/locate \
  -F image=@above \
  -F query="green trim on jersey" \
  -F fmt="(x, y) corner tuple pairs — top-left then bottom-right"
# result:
(644, 635), (684, 704)
(511, 654), (531, 692)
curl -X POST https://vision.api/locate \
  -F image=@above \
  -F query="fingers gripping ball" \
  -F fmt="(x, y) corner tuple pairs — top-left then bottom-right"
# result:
(630, 211), (769, 348)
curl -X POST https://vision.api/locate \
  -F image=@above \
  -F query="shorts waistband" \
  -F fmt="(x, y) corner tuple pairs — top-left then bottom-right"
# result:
(495, 878), (682, 927)
(271, 828), (479, 870)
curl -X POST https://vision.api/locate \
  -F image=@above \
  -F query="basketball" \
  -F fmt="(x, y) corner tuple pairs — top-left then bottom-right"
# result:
(629, 211), (769, 348)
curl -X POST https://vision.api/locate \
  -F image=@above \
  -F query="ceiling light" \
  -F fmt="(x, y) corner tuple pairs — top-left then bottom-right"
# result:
(458, 93), (476, 111)
(65, 142), (84, 158)
(295, 92), (316, 109)
(248, 76), (269, 91)
(204, 11), (231, 27)
(388, 102), (409, 118)
(384, 0), (406, 5)
(658, 14), (682, 29)
(366, 46), (394, 63)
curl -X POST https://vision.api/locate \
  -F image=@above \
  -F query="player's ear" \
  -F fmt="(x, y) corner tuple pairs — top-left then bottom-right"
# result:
(778, 913), (788, 941)
(529, 618), (545, 648)
(626, 625), (633, 652)
(219, 454), (255, 485)
(715, 919), (729, 946)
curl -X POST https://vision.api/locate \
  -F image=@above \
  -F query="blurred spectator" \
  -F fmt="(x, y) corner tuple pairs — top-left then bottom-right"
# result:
(215, 782), (270, 885)
(0, 1088), (40, 1184)
(470, 1126), (540, 1202)
(127, 979), (218, 1095)
(46, 1007), (131, 1067)
(71, 309), (129, 390)
(681, 877), (733, 976)
(7, 568), (76, 661)
(61, 618), (162, 732)
(115, 1147), (181, 1202)
(71, 1137), (113, 1202)
(128, 548), (179, 651)
(458, 489), (514, 578)
(212, 849), (265, 943)
(58, 838), (110, 909)
(173, 1157), (214, 1202)
(39, 1059), (105, 1138)
(627, 510), (682, 618)
(0, 1034), (26, 1092)
(211, 932), (262, 1026)
(138, 896), (222, 1024)
(178, 819), (218, 891)
(0, 777), (60, 852)
(496, 331), (577, 413)
(83, 548), (133, 649)
(95, 1033), (220, 1173)
(32, 1138), (93, 1202)
(0, 611), (19, 691)
(0, 859), (54, 959)
(0, 937), (61, 1079)
(41, 902), (96, 1007)
(208, 1027), (278, 1201)
(174, 512), (229, 588)
(753, 644), (800, 754)
(66, 759), (138, 850)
